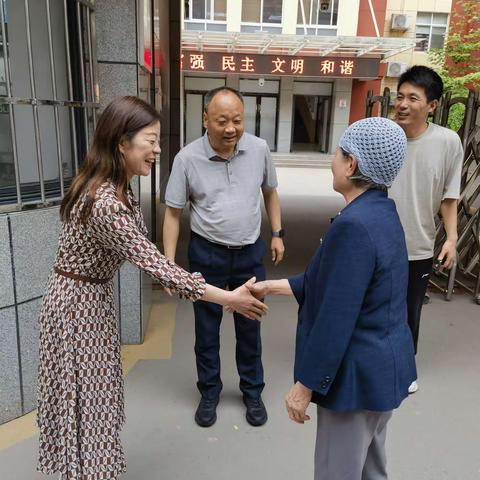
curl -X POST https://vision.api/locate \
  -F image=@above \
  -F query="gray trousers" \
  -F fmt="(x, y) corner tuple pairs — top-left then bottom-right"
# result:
(314, 406), (393, 480)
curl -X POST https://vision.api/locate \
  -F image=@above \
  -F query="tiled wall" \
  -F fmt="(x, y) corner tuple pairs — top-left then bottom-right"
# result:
(0, 207), (61, 424)
(0, 202), (149, 424)
(96, 0), (150, 346)
(96, 0), (138, 110)
(0, 0), (174, 425)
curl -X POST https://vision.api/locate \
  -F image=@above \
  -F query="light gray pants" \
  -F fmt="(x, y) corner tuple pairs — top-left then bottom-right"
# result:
(314, 406), (393, 480)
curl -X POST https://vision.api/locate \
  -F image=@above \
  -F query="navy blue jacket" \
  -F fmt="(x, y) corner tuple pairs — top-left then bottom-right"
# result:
(288, 189), (416, 412)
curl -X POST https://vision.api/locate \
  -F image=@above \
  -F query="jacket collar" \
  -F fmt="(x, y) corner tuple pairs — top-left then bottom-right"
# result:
(336, 188), (387, 218)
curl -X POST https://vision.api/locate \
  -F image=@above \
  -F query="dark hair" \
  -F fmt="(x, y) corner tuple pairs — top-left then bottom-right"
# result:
(340, 148), (387, 192)
(60, 96), (161, 223)
(204, 86), (244, 113)
(397, 65), (444, 102)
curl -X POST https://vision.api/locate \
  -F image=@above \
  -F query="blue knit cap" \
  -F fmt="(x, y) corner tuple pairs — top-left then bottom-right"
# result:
(339, 117), (407, 187)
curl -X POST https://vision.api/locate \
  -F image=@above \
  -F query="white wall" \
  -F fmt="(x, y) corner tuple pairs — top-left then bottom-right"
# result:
(282, 0), (299, 34)
(227, 0), (242, 31)
(337, 0), (361, 35)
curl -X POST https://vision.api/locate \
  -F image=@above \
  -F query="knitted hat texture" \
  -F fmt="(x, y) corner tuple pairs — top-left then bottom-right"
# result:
(339, 117), (407, 187)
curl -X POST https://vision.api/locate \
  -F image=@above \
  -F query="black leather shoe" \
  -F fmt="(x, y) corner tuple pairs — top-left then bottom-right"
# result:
(195, 397), (219, 427)
(243, 396), (268, 426)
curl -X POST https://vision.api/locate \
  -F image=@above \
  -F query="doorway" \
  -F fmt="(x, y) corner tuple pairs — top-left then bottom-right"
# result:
(243, 94), (278, 151)
(185, 91), (206, 144)
(292, 95), (331, 153)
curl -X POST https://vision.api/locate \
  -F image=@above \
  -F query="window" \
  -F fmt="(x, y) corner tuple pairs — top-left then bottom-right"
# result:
(242, 0), (283, 25)
(0, 0), (98, 208)
(0, 39), (6, 97)
(263, 0), (282, 23)
(184, 0), (227, 22)
(415, 12), (448, 51)
(1, 11), (13, 193)
(297, 0), (338, 34)
(242, 0), (260, 23)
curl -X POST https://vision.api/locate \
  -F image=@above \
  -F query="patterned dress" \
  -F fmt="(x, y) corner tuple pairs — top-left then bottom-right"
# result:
(37, 181), (206, 479)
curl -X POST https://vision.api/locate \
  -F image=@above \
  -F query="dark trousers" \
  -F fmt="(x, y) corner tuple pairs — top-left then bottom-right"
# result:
(407, 258), (433, 354)
(188, 232), (266, 401)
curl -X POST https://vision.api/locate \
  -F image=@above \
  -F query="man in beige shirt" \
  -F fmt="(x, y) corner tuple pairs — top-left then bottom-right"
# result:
(389, 66), (463, 394)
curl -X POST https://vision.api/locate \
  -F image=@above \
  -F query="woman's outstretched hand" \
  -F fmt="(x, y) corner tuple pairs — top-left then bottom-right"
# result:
(225, 277), (269, 320)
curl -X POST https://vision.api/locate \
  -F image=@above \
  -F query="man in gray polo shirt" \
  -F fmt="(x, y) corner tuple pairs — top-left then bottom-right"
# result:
(163, 86), (284, 427)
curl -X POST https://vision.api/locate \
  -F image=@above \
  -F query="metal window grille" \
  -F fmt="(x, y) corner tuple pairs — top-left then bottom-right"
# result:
(415, 12), (448, 52)
(241, 0), (283, 32)
(366, 88), (480, 305)
(0, 0), (99, 212)
(184, 0), (227, 29)
(297, 0), (338, 34)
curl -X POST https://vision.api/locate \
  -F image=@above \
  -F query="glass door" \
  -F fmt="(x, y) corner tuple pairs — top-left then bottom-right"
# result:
(242, 94), (278, 151)
(243, 95), (257, 136)
(185, 92), (205, 144)
(259, 96), (276, 151)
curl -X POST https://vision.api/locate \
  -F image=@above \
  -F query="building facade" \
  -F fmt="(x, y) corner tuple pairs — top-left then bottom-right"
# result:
(0, 0), (181, 425)
(381, 0), (453, 100)
(180, 0), (415, 154)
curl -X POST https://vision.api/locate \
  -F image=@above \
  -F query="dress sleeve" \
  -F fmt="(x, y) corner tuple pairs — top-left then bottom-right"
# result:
(89, 199), (205, 301)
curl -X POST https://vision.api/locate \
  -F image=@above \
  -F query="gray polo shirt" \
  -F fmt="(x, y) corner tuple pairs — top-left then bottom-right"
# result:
(165, 132), (278, 246)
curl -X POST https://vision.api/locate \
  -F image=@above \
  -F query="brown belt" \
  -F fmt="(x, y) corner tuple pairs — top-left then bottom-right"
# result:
(54, 267), (110, 284)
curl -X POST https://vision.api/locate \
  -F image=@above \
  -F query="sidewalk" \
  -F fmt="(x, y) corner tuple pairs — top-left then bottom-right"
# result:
(1, 168), (479, 479)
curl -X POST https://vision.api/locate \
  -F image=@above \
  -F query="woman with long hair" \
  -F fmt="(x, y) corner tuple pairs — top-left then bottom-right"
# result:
(37, 96), (266, 479)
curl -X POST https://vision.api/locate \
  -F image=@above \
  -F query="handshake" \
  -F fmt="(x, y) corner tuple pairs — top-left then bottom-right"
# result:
(224, 277), (270, 321)
(163, 276), (271, 320)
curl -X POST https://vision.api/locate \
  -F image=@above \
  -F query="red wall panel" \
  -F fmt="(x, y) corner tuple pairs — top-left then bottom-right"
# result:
(350, 0), (388, 123)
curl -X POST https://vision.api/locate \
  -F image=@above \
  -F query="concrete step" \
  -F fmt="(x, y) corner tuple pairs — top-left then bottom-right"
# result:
(272, 152), (333, 169)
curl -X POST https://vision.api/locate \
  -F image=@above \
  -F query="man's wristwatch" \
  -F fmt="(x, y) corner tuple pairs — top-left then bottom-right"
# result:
(271, 229), (284, 238)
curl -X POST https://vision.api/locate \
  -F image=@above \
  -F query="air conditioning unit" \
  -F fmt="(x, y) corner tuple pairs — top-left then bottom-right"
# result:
(391, 14), (411, 31)
(386, 62), (407, 78)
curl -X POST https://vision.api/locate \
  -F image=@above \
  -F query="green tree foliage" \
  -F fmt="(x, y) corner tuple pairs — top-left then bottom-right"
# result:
(428, 0), (480, 130)
(429, 48), (467, 131)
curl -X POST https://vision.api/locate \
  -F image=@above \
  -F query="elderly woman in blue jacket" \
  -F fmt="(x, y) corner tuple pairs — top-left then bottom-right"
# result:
(250, 117), (416, 479)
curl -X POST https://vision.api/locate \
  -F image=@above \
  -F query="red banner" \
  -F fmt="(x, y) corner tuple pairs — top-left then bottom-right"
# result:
(182, 51), (380, 79)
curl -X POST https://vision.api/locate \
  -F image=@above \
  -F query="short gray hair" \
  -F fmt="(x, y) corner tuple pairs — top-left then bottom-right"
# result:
(204, 87), (244, 113)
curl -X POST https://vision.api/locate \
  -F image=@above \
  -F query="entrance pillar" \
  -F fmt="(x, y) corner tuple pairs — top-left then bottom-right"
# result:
(330, 79), (353, 154)
(277, 76), (294, 153)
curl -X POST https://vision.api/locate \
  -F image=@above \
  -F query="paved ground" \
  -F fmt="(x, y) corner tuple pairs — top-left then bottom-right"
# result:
(1, 168), (479, 479)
